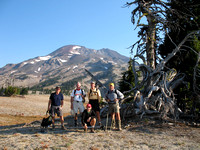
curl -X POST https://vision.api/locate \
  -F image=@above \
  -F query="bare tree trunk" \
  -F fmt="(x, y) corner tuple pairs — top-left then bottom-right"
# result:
(146, 13), (156, 69)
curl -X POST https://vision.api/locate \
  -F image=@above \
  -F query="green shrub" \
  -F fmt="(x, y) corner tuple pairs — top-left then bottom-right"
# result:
(20, 88), (28, 95)
(4, 86), (20, 96)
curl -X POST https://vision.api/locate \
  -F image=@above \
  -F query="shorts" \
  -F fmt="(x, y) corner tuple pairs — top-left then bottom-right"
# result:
(73, 101), (85, 114)
(51, 106), (63, 117)
(83, 118), (96, 126)
(83, 121), (92, 127)
(89, 99), (100, 112)
(108, 103), (120, 113)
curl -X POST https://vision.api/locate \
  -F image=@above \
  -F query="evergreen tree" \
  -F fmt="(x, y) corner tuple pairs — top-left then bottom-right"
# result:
(0, 87), (4, 96)
(158, 0), (200, 112)
(4, 86), (20, 96)
(119, 58), (135, 96)
(20, 87), (28, 95)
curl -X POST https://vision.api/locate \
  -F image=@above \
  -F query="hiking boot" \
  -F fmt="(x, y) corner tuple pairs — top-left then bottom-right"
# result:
(99, 122), (102, 127)
(111, 119), (116, 129)
(116, 120), (122, 131)
(61, 125), (66, 130)
(74, 120), (78, 127)
(91, 127), (95, 133)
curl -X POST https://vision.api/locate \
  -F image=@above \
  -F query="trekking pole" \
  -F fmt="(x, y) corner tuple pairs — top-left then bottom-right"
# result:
(105, 111), (109, 131)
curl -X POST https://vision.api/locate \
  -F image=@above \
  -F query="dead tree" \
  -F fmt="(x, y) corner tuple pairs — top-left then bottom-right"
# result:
(124, 31), (200, 120)
(126, 0), (198, 70)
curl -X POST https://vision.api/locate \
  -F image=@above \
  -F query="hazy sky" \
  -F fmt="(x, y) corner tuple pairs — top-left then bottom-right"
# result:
(0, 0), (138, 68)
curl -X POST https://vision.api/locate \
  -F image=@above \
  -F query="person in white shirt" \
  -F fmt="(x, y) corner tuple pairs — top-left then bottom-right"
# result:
(71, 82), (86, 127)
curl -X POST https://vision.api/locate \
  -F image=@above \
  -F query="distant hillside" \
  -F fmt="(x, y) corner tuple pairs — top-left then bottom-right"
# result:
(0, 45), (129, 92)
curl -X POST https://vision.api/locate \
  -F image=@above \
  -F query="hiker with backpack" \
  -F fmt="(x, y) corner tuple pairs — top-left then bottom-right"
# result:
(88, 81), (102, 126)
(81, 103), (96, 133)
(71, 82), (86, 127)
(105, 83), (124, 131)
(47, 86), (65, 130)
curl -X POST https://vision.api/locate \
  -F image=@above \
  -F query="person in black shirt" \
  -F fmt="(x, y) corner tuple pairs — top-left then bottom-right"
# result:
(47, 86), (65, 130)
(81, 104), (96, 133)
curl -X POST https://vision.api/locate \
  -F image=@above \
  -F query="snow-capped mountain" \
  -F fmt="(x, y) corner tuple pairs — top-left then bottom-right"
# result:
(0, 45), (129, 89)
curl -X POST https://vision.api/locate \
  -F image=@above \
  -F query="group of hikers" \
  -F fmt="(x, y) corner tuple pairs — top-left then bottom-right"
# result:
(47, 81), (124, 133)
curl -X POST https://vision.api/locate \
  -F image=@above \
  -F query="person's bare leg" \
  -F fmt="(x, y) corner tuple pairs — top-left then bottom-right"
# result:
(83, 124), (88, 132)
(60, 116), (65, 129)
(116, 112), (122, 131)
(52, 117), (55, 129)
(90, 118), (96, 133)
(90, 118), (96, 126)
(116, 112), (120, 121)
(74, 113), (78, 126)
(111, 113), (115, 129)
(96, 111), (101, 124)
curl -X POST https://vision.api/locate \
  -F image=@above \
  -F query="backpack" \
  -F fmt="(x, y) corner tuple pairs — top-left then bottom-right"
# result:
(74, 89), (84, 95)
(107, 89), (120, 103)
(89, 88), (100, 100)
(89, 88), (98, 95)
(74, 89), (85, 103)
(41, 115), (52, 128)
(107, 89), (118, 95)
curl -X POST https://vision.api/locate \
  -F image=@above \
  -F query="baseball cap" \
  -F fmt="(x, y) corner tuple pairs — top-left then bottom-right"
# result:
(91, 81), (95, 84)
(109, 83), (114, 86)
(86, 104), (92, 108)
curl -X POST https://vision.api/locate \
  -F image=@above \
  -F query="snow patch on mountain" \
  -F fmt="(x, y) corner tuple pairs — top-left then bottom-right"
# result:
(35, 59), (41, 62)
(38, 67), (41, 72)
(35, 56), (51, 62)
(22, 56), (52, 66)
(70, 51), (80, 55)
(11, 70), (17, 74)
(73, 65), (78, 69)
(38, 56), (52, 61)
(108, 61), (117, 65)
(72, 46), (81, 50)
(59, 59), (67, 63)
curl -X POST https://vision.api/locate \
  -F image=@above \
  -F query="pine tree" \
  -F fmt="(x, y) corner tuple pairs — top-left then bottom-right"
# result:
(119, 58), (135, 96)
(158, 0), (200, 112)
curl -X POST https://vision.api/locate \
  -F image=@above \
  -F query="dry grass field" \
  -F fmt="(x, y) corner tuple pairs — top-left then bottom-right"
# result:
(0, 95), (71, 126)
(0, 95), (200, 149)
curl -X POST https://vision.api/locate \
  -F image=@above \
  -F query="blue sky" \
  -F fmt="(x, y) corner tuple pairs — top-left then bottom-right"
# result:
(0, 0), (138, 68)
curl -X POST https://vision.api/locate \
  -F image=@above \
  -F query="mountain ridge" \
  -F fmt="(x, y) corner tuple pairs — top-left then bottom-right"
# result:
(0, 45), (129, 91)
